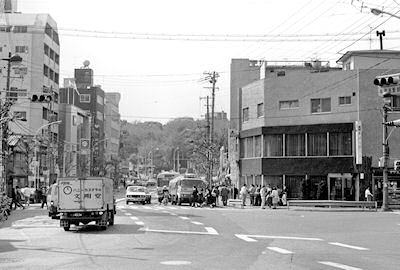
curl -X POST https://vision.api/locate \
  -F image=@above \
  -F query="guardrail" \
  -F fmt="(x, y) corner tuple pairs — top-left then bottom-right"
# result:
(287, 200), (377, 211)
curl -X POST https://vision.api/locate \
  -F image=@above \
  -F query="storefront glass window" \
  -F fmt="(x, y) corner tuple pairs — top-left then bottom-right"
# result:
(285, 134), (305, 156)
(329, 132), (352, 156)
(307, 133), (327, 156)
(264, 134), (283, 157)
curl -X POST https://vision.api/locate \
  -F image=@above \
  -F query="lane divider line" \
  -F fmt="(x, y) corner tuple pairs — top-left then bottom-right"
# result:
(266, 247), (294, 254)
(130, 216), (138, 220)
(235, 234), (323, 242)
(179, 216), (190, 220)
(329, 242), (369, 251)
(135, 221), (144, 226)
(140, 227), (219, 236)
(205, 227), (219, 235)
(125, 213), (132, 216)
(191, 221), (204, 225)
(318, 261), (363, 270)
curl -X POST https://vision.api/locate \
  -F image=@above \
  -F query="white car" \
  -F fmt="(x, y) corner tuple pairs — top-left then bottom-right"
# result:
(126, 186), (151, 205)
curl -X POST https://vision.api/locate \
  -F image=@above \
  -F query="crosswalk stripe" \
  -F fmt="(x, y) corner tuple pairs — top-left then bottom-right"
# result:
(191, 221), (203, 225)
(318, 261), (363, 270)
(179, 216), (190, 220)
(267, 247), (294, 254)
(329, 242), (369, 251)
(142, 206), (152, 210)
(167, 206), (177, 210)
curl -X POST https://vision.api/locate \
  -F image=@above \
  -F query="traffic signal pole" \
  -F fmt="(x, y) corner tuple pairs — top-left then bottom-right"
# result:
(382, 105), (389, 211)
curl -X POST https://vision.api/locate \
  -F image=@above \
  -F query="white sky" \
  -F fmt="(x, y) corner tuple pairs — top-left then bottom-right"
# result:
(17, 0), (400, 123)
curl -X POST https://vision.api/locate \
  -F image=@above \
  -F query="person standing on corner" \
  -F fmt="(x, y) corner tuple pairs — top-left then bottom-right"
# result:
(240, 184), (248, 206)
(260, 185), (266, 209)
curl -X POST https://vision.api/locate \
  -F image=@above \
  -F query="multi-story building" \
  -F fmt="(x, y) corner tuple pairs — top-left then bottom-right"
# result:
(58, 80), (91, 177)
(60, 66), (107, 176)
(0, 0), (60, 190)
(230, 50), (400, 202)
(104, 92), (121, 178)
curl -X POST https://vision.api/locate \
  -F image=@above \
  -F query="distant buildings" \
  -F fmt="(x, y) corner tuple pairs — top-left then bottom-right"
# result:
(229, 50), (400, 201)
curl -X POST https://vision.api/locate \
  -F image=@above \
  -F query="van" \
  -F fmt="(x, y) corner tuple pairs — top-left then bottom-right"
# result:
(47, 183), (59, 219)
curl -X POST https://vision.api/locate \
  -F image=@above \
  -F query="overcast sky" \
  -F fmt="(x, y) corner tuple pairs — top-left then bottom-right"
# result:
(17, 0), (400, 123)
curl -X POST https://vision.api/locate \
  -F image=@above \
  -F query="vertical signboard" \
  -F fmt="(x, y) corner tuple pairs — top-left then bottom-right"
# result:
(355, 121), (362, 165)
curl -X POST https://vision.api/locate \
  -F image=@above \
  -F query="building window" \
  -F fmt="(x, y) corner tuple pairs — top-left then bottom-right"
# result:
(53, 31), (60, 45)
(254, 136), (262, 157)
(13, 26), (27, 33)
(79, 94), (90, 103)
(49, 69), (54, 81)
(15, 45), (28, 53)
(257, 103), (264, 118)
(45, 23), (52, 37)
(339, 96), (351, 105)
(240, 139), (245, 158)
(285, 134), (305, 156)
(97, 111), (104, 121)
(49, 49), (54, 60)
(311, 98), (331, 113)
(43, 65), (49, 77)
(42, 107), (48, 120)
(264, 134), (283, 157)
(13, 67), (27, 76)
(44, 43), (49, 56)
(279, 100), (299, 110)
(277, 70), (286, 77)
(97, 95), (104, 105)
(329, 132), (352, 156)
(242, 107), (249, 122)
(54, 73), (59, 84)
(307, 133), (327, 156)
(55, 53), (59, 64)
(391, 96), (400, 108)
(0, 26), (12, 32)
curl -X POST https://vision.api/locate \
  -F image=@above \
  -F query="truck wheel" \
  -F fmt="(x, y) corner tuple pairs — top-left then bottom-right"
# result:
(109, 211), (114, 226)
(63, 225), (70, 231)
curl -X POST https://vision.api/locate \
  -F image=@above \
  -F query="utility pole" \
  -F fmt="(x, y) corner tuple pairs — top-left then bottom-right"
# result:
(382, 105), (389, 211)
(376, 30), (385, 50)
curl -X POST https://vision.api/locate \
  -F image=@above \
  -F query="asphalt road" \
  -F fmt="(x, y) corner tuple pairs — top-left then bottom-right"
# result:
(1, 199), (399, 270)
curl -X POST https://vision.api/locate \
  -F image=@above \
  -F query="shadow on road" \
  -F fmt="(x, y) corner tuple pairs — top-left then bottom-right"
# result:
(0, 239), (26, 253)
(67, 224), (146, 235)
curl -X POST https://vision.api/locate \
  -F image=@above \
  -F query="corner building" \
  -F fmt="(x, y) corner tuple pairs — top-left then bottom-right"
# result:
(235, 50), (400, 201)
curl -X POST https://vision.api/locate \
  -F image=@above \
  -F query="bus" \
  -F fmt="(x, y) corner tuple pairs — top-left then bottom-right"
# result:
(156, 171), (180, 198)
(169, 175), (207, 205)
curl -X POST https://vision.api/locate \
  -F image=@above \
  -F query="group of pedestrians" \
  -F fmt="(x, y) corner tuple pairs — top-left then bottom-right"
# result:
(240, 183), (287, 209)
(9, 185), (48, 210)
(190, 184), (232, 208)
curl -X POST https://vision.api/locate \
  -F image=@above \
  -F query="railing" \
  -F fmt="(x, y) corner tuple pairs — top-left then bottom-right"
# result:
(287, 200), (377, 211)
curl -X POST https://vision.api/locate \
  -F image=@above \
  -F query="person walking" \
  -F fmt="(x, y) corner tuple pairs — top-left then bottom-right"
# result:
(11, 187), (24, 210)
(220, 185), (229, 206)
(40, 186), (48, 208)
(365, 187), (373, 201)
(191, 186), (199, 207)
(255, 185), (261, 206)
(260, 185), (266, 209)
(266, 184), (272, 208)
(249, 184), (255, 206)
(271, 186), (279, 209)
(22, 185), (32, 207)
(240, 184), (248, 206)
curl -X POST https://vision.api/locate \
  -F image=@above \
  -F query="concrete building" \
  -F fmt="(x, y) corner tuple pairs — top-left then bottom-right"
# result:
(0, 0), (60, 189)
(104, 92), (121, 178)
(230, 50), (400, 201)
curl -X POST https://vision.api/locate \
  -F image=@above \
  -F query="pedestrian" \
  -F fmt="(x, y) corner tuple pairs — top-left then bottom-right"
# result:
(271, 186), (279, 209)
(365, 187), (373, 201)
(266, 184), (272, 208)
(191, 186), (199, 207)
(213, 185), (220, 206)
(10, 186), (24, 210)
(281, 191), (287, 206)
(198, 188), (204, 206)
(40, 186), (47, 208)
(22, 185), (32, 207)
(249, 184), (255, 206)
(260, 185), (266, 209)
(240, 184), (248, 206)
(177, 184), (182, 205)
(255, 185), (261, 206)
(233, 186), (238, 199)
(220, 185), (229, 206)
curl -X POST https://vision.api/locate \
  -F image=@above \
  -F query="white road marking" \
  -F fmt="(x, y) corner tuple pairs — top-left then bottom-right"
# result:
(179, 216), (190, 220)
(205, 227), (219, 235)
(129, 206), (138, 209)
(142, 206), (152, 210)
(160, 261), (192, 266)
(191, 221), (203, 225)
(135, 221), (144, 226)
(329, 242), (369, 251)
(167, 206), (177, 210)
(392, 211), (400, 215)
(169, 213), (177, 216)
(235, 234), (323, 242)
(140, 227), (219, 236)
(130, 216), (138, 221)
(266, 247), (294, 254)
(124, 213), (132, 216)
(116, 198), (125, 203)
(162, 211), (170, 214)
(318, 261), (363, 270)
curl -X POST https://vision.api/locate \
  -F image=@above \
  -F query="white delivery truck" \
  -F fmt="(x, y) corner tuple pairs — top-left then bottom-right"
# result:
(58, 177), (116, 231)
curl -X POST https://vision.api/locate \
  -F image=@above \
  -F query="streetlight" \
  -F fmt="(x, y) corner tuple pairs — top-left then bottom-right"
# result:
(34, 120), (62, 189)
(371, 8), (400, 20)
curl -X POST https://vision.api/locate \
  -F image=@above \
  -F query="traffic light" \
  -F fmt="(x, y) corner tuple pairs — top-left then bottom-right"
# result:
(31, 94), (52, 102)
(374, 73), (400, 97)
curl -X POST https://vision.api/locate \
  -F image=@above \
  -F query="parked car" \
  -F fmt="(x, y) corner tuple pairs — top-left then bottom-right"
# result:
(126, 186), (151, 205)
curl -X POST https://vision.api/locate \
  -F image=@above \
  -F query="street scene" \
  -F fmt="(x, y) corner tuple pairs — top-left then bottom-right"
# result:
(2, 0), (400, 269)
